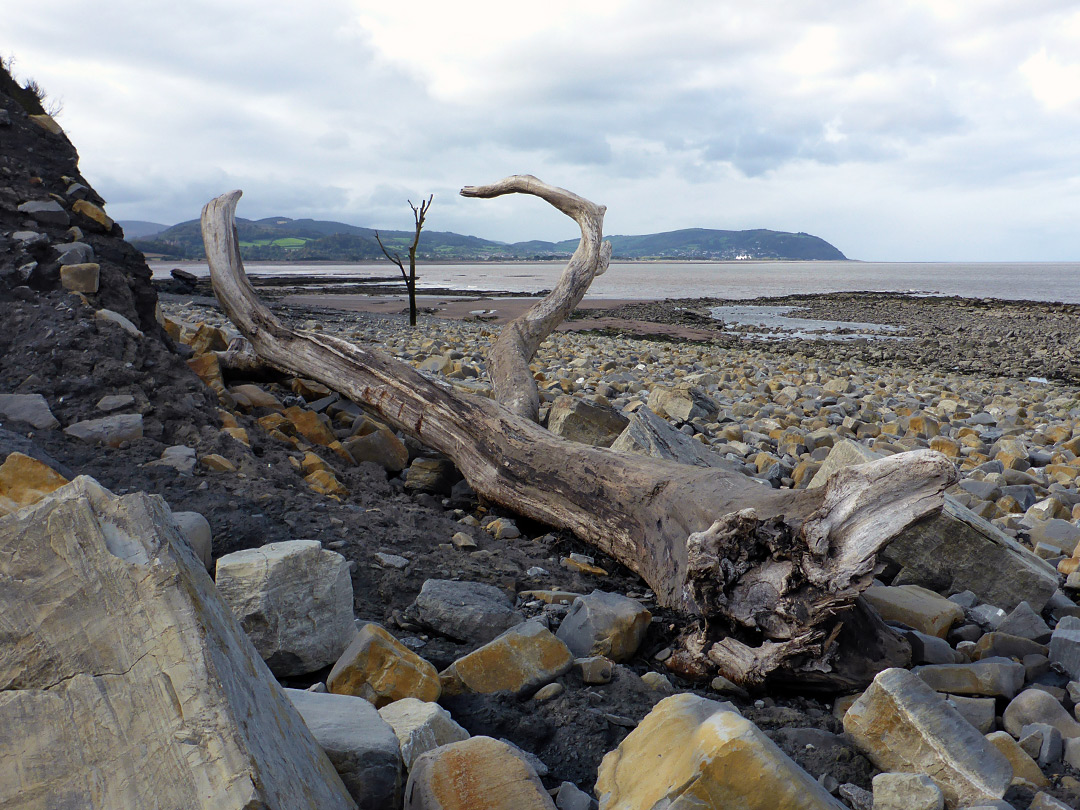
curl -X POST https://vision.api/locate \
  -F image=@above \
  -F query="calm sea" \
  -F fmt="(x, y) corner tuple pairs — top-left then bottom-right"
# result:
(150, 260), (1080, 304)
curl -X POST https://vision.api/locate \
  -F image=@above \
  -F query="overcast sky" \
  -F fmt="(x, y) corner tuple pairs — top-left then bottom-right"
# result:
(7, 1), (1080, 260)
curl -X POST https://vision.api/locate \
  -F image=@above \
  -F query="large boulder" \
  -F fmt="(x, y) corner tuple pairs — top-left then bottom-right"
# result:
(409, 579), (524, 645)
(843, 668), (1012, 808)
(404, 736), (555, 810)
(284, 689), (402, 810)
(0, 477), (354, 809)
(378, 698), (470, 770)
(595, 693), (846, 809)
(555, 590), (652, 662)
(439, 620), (574, 697)
(328, 623), (441, 708)
(215, 539), (355, 677)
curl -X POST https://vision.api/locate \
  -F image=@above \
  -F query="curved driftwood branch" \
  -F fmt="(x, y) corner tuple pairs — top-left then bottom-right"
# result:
(202, 189), (956, 688)
(461, 175), (611, 421)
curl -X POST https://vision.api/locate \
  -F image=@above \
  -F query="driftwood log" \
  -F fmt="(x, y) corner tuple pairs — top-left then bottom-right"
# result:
(201, 180), (956, 689)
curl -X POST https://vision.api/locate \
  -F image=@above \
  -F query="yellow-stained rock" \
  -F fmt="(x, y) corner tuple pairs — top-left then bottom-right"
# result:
(291, 378), (332, 399)
(985, 731), (1049, 787)
(0, 452), (69, 516)
(284, 406), (337, 446)
(562, 556), (609, 577)
(305, 469), (347, 498)
(519, 590), (583, 606)
(404, 736), (554, 810)
(844, 668), (1011, 808)
(343, 428), (409, 473)
(301, 452), (333, 475)
(258, 412), (292, 433)
(596, 693), (846, 810)
(162, 316), (182, 341)
(199, 454), (237, 472)
(28, 113), (62, 134)
(229, 384), (283, 411)
(327, 440), (356, 467)
(71, 199), (113, 231)
(930, 436), (962, 458)
(863, 583), (965, 638)
(59, 262), (100, 294)
(221, 427), (249, 446)
(185, 323), (229, 355)
(328, 623), (441, 708)
(217, 409), (239, 429)
(439, 620), (573, 697)
(187, 353), (226, 397)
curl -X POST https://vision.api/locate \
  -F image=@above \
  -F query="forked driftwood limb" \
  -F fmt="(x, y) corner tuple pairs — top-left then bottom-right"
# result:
(201, 184), (955, 688)
(461, 175), (611, 422)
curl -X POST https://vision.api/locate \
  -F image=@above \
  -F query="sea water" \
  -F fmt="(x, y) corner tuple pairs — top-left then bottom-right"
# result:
(150, 260), (1080, 304)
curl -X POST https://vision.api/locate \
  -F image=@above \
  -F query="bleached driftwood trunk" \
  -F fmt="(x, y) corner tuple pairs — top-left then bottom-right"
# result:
(201, 183), (955, 688)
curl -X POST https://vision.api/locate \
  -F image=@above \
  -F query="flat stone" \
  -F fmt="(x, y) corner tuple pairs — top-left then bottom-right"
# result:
(913, 660), (1025, 699)
(63, 413), (143, 447)
(404, 736), (555, 810)
(646, 384), (716, 422)
(1002, 688), (1080, 739)
(150, 444), (197, 474)
(215, 540), (354, 677)
(906, 629), (965, 665)
(0, 393), (59, 430)
(17, 199), (69, 226)
(227, 383), (283, 411)
(555, 590), (652, 662)
(596, 693), (844, 810)
(374, 552), (409, 569)
(1049, 615), (1080, 680)
(378, 697), (470, 770)
(170, 510), (213, 570)
(0, 452), (69, 517)
(439, 620), (573, 697)
(0, 477), (353, 809)
(411, 579), (524, 644)
(843, 668), (1012, 807)
(405, 457), (460, 495)
(285, 688), (402, 809)
(1028, 519), (1080, 556)
(863, 583), (965, 638)
(872, 772), (944, 810)
(96, 394), (136, 412)
(328, 623), (441, 707)
(985, 730), (1050, 787)
(520, 589), (582, 605)
(546, 395), (628, 447)
(59, 262), (99, 293)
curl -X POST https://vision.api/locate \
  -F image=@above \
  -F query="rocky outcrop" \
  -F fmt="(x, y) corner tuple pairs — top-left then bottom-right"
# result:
(0, 477), (354, 809)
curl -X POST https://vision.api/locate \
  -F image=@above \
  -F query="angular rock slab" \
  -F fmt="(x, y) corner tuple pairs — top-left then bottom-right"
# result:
(440, 620), (573, 697)
(215, 539), (354, 677)
(411, 579), (524, 645)
(328, 623), (441, 708)
(404, 736), (555, 810)
(0, 393), (59, 430)
(555, 590), (652, 662)
(885, 495), (1058, 613)
(284, 689), (401, 810)
(1049, 615), (1080, 681)
(595, 693), (846, 810)
(863, 584), (965, 638)
(0, 477), (354, 810)
(913, 660), (1026, 699)
(610, 405), (738, 470)
(378, 697), (470, 770)
(843, 668), (1012, 808)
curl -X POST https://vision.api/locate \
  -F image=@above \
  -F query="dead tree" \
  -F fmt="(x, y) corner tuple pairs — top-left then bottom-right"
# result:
(201, 179), (955, 689)
(375, 195), (432, 327)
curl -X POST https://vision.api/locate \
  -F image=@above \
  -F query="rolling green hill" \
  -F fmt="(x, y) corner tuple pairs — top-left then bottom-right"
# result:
(129, 216), (847, 262)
